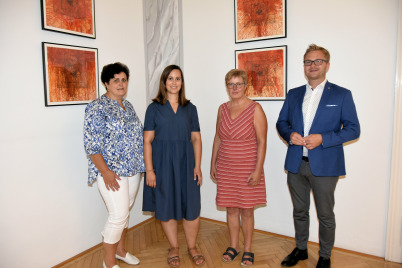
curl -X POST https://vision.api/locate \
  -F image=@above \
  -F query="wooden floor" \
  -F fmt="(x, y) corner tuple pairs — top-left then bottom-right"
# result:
(55, 217), (402, 268)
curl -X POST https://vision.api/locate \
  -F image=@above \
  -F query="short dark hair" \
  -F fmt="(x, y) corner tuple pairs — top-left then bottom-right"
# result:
(100, 62), (130, 86)
(153, 65), (189, 106)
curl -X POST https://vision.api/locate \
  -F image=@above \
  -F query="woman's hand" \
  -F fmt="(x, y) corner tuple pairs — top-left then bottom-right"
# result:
(210, 164), (217, 181)
(194, 167), (203, 186)
(146, 171), (157, 188)
(102, 169), (121, 191)
(246, 170), (262, 186)
(89, 154), (121, 191)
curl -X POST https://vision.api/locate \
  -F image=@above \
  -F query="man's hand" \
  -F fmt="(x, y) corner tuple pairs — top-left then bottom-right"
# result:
(304, 134), (323, 150)
(290, 132), (306, 146)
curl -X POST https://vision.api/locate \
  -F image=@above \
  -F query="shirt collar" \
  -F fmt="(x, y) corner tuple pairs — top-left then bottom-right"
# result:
(307, 79), (327, 92)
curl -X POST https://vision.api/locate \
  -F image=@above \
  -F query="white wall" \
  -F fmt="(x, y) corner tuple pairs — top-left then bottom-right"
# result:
(0, 1), (398, 267)
(0, 1), (150, 267)
(182, 0), (398, 258)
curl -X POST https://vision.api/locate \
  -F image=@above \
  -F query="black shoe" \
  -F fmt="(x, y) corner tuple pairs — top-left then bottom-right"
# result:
(281, 248), (308, 267)
(316, 257), (331, 268)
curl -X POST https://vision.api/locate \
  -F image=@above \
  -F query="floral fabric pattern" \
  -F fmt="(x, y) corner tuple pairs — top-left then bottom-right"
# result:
(84, 94), (145, 184)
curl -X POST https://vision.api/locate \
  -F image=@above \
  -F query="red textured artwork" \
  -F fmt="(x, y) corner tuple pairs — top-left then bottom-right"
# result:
(41, 0), (95, 38)
(235, 0), (286, 42)
(236, 46), (287, 100)
(42, 43), (98, 106)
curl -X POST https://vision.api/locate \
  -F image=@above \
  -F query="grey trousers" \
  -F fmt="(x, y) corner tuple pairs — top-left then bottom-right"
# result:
(287, 160), (339, 258)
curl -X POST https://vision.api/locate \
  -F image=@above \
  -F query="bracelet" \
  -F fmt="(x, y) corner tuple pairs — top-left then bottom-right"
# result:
(146, 169), (154, 172)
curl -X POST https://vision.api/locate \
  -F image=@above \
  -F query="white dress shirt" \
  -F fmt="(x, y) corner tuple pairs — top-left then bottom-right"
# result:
(302, 79), (327, 156)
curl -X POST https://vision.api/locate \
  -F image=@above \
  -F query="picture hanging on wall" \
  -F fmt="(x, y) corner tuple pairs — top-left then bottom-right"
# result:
(235, 0), (286, 43)
(42, 42), (99, 107)
(41, 0), (96, 38)
(236, 45), (287, 101)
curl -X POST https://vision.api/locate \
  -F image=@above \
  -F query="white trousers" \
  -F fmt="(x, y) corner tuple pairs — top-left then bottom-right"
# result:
(97, 173), (141, 244)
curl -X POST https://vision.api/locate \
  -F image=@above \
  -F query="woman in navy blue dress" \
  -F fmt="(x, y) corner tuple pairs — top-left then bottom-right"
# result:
(143, 65), (205, 267)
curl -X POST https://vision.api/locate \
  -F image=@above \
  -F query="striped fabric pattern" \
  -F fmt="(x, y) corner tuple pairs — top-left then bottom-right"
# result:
(216, 102), (267, 208)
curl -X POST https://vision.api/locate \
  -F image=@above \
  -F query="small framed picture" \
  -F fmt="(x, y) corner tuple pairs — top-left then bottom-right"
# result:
(235, 0), (286, 43)
(42, 42), (99, 107)
(41, 0), (96, 38)
(235, 45), (287, 101)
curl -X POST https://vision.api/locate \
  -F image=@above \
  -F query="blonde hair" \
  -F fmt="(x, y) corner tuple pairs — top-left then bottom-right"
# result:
(225, 69), (248, 85)
(304, 44), (330, 62)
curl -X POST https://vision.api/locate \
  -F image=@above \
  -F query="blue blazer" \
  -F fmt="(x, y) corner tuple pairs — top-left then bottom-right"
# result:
(276, 81), (360, 176)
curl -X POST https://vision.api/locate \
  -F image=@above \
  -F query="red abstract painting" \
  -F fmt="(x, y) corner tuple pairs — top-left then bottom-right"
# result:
(42, 0), (95, 38)
(236, 46), (287, 100)
(43, 43), (98, 106)
(236, 0), (285, 42)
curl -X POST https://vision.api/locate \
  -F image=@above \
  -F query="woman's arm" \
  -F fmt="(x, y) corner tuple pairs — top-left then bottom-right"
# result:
(247, 103), (267, 186)
(210, 106), (222, 181)
(84, 102), (120, 189)
(143, 130), (156, 188)
(191, 131), (202, 185)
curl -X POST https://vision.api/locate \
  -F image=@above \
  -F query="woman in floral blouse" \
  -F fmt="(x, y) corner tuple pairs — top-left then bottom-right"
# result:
(84, 62), (145, 268)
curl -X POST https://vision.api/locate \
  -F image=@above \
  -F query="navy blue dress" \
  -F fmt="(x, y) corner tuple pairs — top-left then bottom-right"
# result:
(142, 100), (201, 221)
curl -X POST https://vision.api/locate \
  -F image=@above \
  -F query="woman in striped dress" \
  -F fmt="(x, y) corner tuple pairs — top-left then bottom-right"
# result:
(210, 69), (267, 266)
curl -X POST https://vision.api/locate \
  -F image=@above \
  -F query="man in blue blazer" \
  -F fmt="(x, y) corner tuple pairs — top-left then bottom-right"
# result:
(276, 44), (360, 268)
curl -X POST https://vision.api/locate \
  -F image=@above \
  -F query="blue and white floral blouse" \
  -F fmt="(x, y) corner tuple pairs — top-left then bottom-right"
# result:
(84, 94), (145, 185)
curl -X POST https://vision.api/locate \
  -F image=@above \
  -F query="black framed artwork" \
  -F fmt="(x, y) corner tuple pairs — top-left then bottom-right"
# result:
(235, 0), (286, 43)
(42, 42), (99, 106)
(41, 0), (96, 38)
(236, 45), (287, 100)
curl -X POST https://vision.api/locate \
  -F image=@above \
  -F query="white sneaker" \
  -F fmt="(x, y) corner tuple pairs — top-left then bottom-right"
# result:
(116, 252), (140, 265)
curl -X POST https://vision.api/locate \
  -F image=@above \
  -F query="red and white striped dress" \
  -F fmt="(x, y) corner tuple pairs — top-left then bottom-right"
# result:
(216, 101), (267, 208)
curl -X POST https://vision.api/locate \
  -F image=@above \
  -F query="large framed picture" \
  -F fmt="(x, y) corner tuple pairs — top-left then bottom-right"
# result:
(42, 42), (99, 107)
(235, 45), (287, 101)
(41, 0), (96, 38)
(235, 0), (286, 43)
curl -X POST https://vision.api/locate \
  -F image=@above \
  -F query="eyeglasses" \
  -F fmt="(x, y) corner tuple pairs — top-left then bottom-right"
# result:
(227, 82), (245, 88)
(303, 59), (328, 66)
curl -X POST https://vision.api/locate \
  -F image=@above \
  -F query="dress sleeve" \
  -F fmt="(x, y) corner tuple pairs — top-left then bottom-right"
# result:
(144, 103), (156, 131)
(83, 102), (105, 155)
(190, 104), (200, 132)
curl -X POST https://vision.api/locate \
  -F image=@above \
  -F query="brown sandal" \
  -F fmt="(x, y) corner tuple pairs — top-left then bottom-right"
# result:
(188, 247), (205, 266)
(167, 247), (180, 267)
